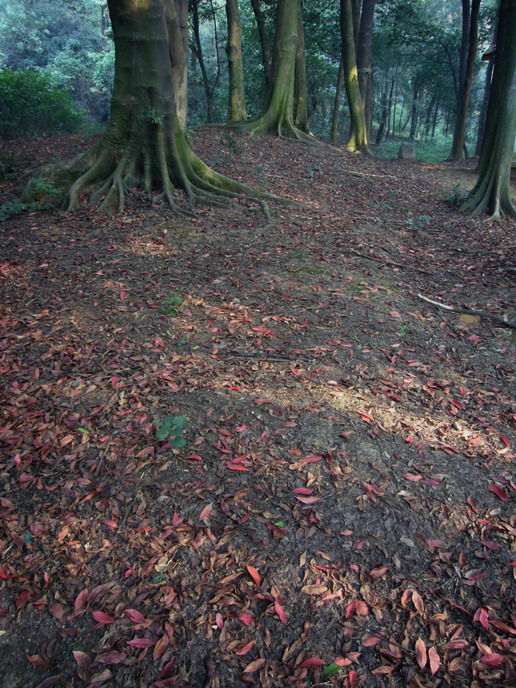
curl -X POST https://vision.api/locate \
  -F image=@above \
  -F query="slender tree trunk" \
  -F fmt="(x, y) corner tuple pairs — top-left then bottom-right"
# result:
(251, 0), (272, 94)
(475, 57), (494, 155)
(409, 84), (419, 140)
(424, 95), (437, 139)
(191, 0), (213, 122)
(375, 77), (389, 144)
(384, 77), (394, 140)
(340, 0), (371, 153)
(351, 0), (361, 41)
(226, 0), (246, 121)
(449, 0), (481, 160)
(431, 100), (439, 138)
(330, 57), (345, 144)
(22, 0), (278, 216)
(391, 80), (398, 137)
(356, 0), (376, 134)
(462, 0), (515, 219)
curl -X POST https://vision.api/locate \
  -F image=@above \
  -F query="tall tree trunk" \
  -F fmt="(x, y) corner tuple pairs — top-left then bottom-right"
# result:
(475, 57), (494, 156)
(462, 0), (515, 219)
(294, 0), (308, 130)
(431, 99), (439, 138)
(22, 0), (277, 215)
(191, 0), (214, 122)
(375, 78), (388, 144)
(226, 0), (246, 121)
(449, 0), (481, 160)
(351, 0), (361, 41)
(424, 95), (437, 139)
(250, 0), (272, 94)
(168, 0), (188, 127)
(356, 0), (376, 134)
(340, 0), (371, 153)
(227, 0), (313, 140)
(330, 57), (345, 144)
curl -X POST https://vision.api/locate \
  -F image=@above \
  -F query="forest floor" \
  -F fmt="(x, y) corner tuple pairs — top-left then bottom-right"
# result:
(0, 131), (515, 688)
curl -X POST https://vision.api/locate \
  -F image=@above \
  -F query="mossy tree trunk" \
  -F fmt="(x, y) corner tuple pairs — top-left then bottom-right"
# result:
(340, 0), (371, 153)
(462, 0), (516, 220)
(294, 0), (308, 131)
(169, 0), (189, 128)
(225, 0), (246, 121)
(228, 0), (313, 141)
(250, 0), (272, 96)
(24, 0), (277, 216)
(330, 57), (345, 144)
(356, 0), (376, 135)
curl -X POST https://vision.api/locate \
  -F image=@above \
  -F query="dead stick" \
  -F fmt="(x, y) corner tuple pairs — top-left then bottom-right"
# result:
(417, 294), (516, 329)
(346, 250), (433, 275)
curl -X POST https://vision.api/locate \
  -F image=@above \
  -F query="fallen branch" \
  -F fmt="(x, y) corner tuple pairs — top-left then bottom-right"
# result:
(340, 167), (398, 180)
(417, 293), (516, 329)
(346, 250), (433, 275)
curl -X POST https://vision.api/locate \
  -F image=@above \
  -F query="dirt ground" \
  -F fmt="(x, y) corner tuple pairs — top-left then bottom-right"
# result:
(0, 132), (515, 688)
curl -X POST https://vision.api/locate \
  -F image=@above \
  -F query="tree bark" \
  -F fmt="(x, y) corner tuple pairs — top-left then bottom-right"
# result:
(191, 0), (214, 122)
(462, 0), (516, 219)
(226, 0), (246, 121)
(22, 0), (277, 216)
(168, 0), (188, 127)
(375, 77), (391, 144)
(294, 0), (308, 130)
(340, 0), (371, 153)
(475, 57), (494, 156)
(409, 83), (419, 140)
(449, 0), (481, 160)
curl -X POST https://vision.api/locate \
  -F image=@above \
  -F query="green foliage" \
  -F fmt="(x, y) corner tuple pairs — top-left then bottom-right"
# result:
(159, 292), (183, 317)
(0, 199), (38, 222)
(154, 415), (186, 447)
(445, 184), (467, 207)
(0, 68), (83, 138)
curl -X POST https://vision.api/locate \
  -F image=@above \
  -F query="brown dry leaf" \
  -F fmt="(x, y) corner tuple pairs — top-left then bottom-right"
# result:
(415, 638), (427, 669)
(428, 647), (440, 675)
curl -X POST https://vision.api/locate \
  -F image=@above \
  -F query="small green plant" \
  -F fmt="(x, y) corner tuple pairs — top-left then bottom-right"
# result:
(398, 324), (408, 337)
(445, 184), (466, 207)
(154, 415), (186, 447)
(159, 291), (183, 317)
(405, 214), (433, 229)
(148, 108), (164, 125)
(0, 200), (38, 222)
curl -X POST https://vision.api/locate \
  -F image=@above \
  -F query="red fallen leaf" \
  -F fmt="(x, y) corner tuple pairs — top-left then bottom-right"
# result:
(48, 603), (64, 621)
(34, 675), (63, 688)
(363, 634), (383, 647)
(84, 669), (111, 686)
(369, 566), (388, 579)
(295, 495), (321, 504)
(415, 638), (427, 669)
(428, 647), (440, 674)
(253, 398), (272, 404)
(199, 504), (213, 521)
(480, 653), (504, 666)
(103, 520), (118, 529)
(185, 454), (203, 461)
(481, 541), (501, 550)
(235, 640), (256, 656)
(403, 473), (422, 481)
(274, 601), (287, 623)
(500, 435), (510, 448)
(247, 566), (261, 585)
(124, 609), (146, 624)
(127, 638), (155, 648)
(412, 590), (425, 614)
(466, 496), (478, 512)
(215, 613), (224, 629)
(293, 487), (313, 495)
(92, 611), (115, 624)
(355, 600), (369, 616)
(334, 656), (353, 666)
(119, 290), (127, 298)
(238, 613), (253, 626)
(74, 588), (89, 612)
(357, 411), (373, 423)
(299, 657), (325, 668)
(243, 658), (266, 673)
(98, 651), (126, 665)
(491, 620), (516, 634)
(289, 454), (322, 469)
(473, 607), (490, 630)
(27, 654), (52, 670)
(153, 634), (170, 660)
(124, 564), (137, 578)
(226, 463), (250, 471)
(72, 651), (91, 669)
(445, 639), (470, 650)
(488, 485), (508, 501)
(372, 665), (397, 674)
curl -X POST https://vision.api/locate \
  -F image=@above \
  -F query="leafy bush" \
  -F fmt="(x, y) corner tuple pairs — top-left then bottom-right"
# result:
(0, 68), (84, 139)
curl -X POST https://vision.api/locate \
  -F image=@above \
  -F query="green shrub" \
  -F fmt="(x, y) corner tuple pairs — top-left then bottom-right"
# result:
(0, 68), (84, 139)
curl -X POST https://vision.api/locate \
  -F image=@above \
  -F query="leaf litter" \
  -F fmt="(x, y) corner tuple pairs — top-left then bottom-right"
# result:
(0, 131), (515, 687)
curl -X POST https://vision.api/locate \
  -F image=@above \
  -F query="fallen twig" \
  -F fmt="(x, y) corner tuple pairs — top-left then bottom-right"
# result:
(346, 250), (433, 275)
(340, 167), (398, 180)
(417, 293), (516, 329)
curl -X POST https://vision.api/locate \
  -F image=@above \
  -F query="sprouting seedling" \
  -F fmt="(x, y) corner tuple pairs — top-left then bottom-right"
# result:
(154, 415), (186, 448)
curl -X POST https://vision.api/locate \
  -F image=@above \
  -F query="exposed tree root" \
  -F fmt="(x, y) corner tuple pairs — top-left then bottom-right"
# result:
(21, 126), (291, 221)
